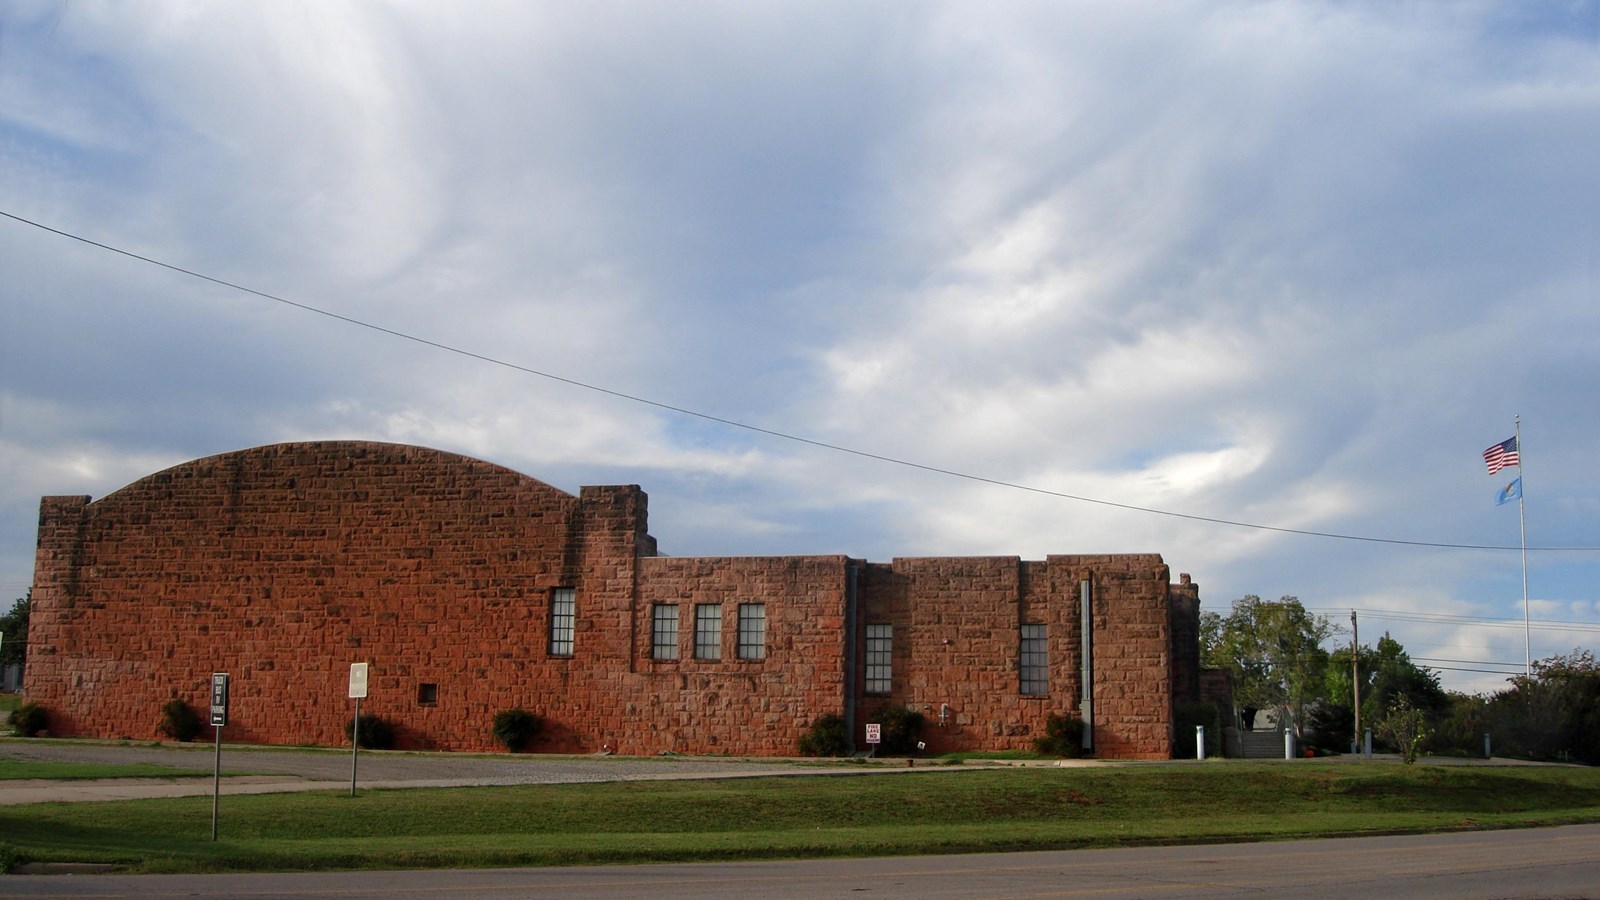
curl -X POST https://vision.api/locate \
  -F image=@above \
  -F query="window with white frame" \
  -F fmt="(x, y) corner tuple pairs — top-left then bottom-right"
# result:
(1020, 624), (1048, 695)
(651, 604), (680, 660)
(737, 603), (766, 660)
(694, 603), (722, 660)
(549, 587), (575, 656)
(864, 623), (892, 694)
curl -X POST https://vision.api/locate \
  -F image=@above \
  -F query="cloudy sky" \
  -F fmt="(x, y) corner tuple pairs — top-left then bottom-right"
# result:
(3, 1), (1597, 694)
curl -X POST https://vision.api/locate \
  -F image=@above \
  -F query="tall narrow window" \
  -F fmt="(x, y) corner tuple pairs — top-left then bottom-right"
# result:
(1020, 624), (1048, 695)
(737, 603), (766, 660)
(651, 604), (679, 660)
(549, 587), (576, 656)
(864, 623), (892, 695)
(694, 603), (722, 660)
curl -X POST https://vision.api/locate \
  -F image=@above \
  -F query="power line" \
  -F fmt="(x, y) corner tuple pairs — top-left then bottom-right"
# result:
(1308, 607), (1600, 633)
(1411, 655), (1524, 671)
(7, 208), (1600, 554)
(1425, 664), (1525, 677)
(1358, 613), (1600, 634)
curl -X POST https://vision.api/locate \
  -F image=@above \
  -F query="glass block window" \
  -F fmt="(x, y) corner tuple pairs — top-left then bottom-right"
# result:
(549, 587), (576, 656)
(864, 624), (892, 695)
(1020, 624), (1048, 695)
(737, 603), (766, 660)
(694, 603), (722, 660)
(652, 604), (680, 660)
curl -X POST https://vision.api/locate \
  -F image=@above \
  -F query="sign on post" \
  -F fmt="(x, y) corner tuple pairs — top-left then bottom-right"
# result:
(865, 723), (881, 745)
(210, 672), (230, 727)
(209, 672), (229, 841)
(348, 662), (369, 699)
(349, 663), (368, 797)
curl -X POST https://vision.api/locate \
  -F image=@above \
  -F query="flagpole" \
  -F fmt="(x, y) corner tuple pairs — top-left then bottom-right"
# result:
(1516, 415), (1529, 676)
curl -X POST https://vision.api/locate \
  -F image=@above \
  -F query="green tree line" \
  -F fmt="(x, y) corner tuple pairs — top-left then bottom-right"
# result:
(0, 591), (26, 671)
(1203, 594), (1600, 764)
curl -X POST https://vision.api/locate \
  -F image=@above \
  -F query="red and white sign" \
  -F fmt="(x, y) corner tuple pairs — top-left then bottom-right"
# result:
(865, 723), (881, 745)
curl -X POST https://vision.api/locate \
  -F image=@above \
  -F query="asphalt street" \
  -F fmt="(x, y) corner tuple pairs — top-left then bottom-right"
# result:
(2, 823), (1598, 899)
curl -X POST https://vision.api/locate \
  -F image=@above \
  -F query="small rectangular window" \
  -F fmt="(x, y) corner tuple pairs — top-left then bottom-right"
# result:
(1020, 623), (1048, 695)
(694, 603), (722, 660)
(737, 603), (766, 660)
(865, 623), (892, 695)
(549, 587), (576, 656)
(417, 683), (438, 706)
(652, 604), (680, 660)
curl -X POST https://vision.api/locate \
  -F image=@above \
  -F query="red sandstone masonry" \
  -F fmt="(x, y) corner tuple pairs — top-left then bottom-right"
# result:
(28, 441), (1202, 758)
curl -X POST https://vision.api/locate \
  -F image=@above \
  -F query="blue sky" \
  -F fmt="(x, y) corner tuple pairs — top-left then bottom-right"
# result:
(2, 1), (1597, 694)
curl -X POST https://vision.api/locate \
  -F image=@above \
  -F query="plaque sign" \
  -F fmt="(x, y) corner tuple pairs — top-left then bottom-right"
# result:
(209, 672), (230, 727)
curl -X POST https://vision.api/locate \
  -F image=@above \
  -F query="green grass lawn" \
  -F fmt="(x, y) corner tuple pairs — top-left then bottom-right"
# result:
(4, 762), (1599, 874)
(0, 759), (215, 781)
(0, 693), (18, 715)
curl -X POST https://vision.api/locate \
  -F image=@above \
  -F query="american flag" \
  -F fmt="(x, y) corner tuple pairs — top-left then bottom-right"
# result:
(1483, 436), (1519, 474)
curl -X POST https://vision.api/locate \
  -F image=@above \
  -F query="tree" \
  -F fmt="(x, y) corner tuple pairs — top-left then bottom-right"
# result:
(1484, 650), (1600, 764)
(1366, 633), (1447, 717)
(1203, 595), (1332, 736)
(1321, 631), (1448, 751)
(0, 591), (27, 671)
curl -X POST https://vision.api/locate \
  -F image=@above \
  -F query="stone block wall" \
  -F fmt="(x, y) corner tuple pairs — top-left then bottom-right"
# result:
(853, 554), (1186, 759)
(631, 555), (848, 755)
(27, 441), (1202, 759)
(28, 442), (611, 751)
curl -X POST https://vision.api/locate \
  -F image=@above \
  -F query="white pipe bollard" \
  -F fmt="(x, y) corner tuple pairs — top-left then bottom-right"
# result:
(1484, 732), (1492, 759)
(1284, 730), (1295, 760)
(1364, 728), (1373, 758)
(1196, 725), (1206, 760)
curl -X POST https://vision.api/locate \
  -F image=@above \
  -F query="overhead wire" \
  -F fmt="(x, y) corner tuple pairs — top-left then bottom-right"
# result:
(6, 208), (1600, 554)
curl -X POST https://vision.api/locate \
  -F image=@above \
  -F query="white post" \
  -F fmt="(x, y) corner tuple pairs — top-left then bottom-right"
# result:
(1364, 728), (1373, 758)
(1196, 725), (1206, 760)
(1484, 732), (1492, 759)
(1284, 730), (1295, 760)
(1515, 416), (1530, 676)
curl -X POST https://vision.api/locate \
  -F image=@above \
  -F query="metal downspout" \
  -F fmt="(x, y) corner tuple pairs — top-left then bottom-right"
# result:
(844, 560), (860, 753)
(1080, 578), (1094, 753)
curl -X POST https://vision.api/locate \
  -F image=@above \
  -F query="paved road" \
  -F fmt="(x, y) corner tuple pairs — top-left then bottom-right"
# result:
(2, 823), (1597, 898)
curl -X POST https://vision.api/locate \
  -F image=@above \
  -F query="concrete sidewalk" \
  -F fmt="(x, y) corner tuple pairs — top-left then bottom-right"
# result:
(0, 738), (949, 804)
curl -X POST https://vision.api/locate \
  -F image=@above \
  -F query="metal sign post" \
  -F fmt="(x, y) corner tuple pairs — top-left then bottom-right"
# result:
(209, 672), (229, 841)
(348, 663), (368, 797)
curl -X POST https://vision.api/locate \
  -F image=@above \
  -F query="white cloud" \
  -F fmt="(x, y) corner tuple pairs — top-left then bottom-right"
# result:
(2, 0), (1598, 692)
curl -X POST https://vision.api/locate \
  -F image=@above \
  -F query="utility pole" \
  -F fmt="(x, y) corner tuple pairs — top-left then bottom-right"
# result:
(1351, 611), (1361, 755)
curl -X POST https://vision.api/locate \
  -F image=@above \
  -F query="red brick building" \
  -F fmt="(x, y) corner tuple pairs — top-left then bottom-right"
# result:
(28, 441), (1203, 758)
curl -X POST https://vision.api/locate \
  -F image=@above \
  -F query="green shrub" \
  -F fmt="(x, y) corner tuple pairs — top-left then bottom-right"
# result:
(1033, 712), (1087, 758)
(1376, 695), (1429, 764)
(6, 701), (47, 737)
(349, 713), (395, 749)
(158, 699), (204, 742)
(797, 713), (850, 757)
(492, 708), (542, 752)
(874, 704), (925, 755)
